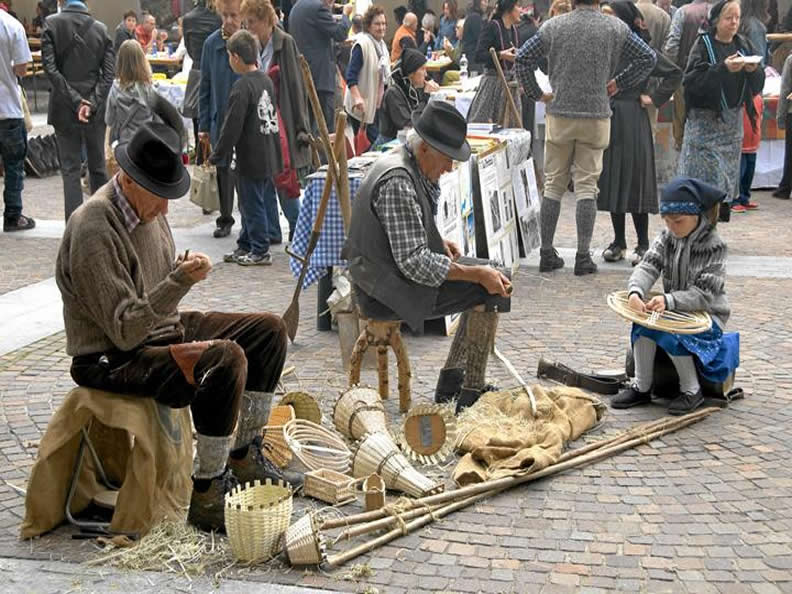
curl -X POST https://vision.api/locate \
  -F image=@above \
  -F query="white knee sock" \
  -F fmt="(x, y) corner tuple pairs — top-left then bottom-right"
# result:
(668, 354), (701, 395)
(633, 337), (656, 393)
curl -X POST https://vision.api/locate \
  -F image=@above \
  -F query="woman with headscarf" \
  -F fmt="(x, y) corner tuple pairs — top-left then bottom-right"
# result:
(345, 4), (390, 144)
(375, 49), (430, 146)
(598, 1), (682, 265)
(466, 0), (522, 124)
(678, 0), (764, 212)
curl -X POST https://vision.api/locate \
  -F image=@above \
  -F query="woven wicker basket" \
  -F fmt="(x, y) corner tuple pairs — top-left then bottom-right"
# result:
(333, 386), (389, 440)
(363, 473), (385, 511)
(283, 419), (352, 474)
(304, 468), (357, 505)
(224, 479), (293, 562)
(285, 512), (325, 566)
(399, 403), (457, 466)
(352, 432), (444, 498)
(261, 405), (295, 468)
(279, 391), (322, 424)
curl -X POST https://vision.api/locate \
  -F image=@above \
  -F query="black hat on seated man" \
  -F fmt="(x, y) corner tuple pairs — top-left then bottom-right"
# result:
(411, 100), (471, 162)
(115, 122), (191, 200)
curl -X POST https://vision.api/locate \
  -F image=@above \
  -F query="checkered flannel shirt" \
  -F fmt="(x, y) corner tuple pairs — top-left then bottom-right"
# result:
(372, 168), (451, 288)
(111, 175), (141, 233)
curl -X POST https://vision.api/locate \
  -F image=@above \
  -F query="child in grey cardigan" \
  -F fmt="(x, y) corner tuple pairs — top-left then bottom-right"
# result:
(612, 177), (739, 416)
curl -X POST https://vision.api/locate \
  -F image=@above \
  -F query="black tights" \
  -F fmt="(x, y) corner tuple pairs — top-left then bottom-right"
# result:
(611, 213), (649, 250)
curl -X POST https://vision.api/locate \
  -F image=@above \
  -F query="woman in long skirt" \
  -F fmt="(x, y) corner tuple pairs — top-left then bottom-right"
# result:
(598, 2), (682, 265)
(677, 0), (764, 203)
(466, 0), (522, 125)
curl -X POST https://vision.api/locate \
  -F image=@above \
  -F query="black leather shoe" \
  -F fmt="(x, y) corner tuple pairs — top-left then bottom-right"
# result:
(213, 223), (232, 238)
(455, 386), (489, 414)
(668, 389), (704, 416)
(539, 248), (564, 272)
(611, 385), (652, 409)
(772, 189), (790, 200)
(574, 252), (598, 276)
(3, 214), (35, 232)
(435, 368), (465, 404)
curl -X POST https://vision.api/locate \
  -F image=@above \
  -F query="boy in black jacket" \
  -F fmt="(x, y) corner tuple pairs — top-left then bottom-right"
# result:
(210, 30), (284, 265)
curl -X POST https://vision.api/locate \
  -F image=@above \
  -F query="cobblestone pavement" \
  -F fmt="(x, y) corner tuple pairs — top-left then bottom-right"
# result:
(2, 195), (792, 594)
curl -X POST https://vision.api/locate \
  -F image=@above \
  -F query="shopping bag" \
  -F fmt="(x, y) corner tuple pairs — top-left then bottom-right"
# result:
(189, 137), (219, 210)
(20, 87), (33, 133)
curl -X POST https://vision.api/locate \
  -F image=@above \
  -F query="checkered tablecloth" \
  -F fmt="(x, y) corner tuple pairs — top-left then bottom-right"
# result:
(289, 172), (364, 288)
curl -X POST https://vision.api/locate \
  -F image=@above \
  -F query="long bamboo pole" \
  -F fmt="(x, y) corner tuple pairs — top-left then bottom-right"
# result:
(320, 407), (717, 531)
(489, 47), (522, 128)
(325, 407), (718, 567)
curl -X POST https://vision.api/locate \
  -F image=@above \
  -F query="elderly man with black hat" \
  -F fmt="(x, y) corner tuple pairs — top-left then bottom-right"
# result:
(55, 123), (294, 533)
(343, 102), (512, 412)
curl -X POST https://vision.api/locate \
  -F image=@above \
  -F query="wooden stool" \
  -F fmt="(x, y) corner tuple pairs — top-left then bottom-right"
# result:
(349, 318), (411, 413)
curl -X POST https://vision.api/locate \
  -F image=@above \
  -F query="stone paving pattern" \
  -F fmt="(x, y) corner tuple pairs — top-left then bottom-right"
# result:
(1, 174), (792, 593)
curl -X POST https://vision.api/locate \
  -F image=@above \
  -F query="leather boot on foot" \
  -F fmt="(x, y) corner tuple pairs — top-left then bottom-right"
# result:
(455, 386), (491, 414)
(668, 389), (704, 416)
(574, 252), (598, 276)
(187, 467), (238, 532)
(435, 368), (465, 404)
(229, 436), (304, 488)
(539, 248), (564, 272)
(611, 385), (652, 409)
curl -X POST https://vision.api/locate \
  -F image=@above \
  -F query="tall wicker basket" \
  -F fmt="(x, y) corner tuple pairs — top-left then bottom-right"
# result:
(333, 386), (389, 440)
(224, 479), (293, 562)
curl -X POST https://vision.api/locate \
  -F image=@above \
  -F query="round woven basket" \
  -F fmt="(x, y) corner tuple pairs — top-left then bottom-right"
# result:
(607, 290), (712, 335)
(261, 405), (296, 469)
(285, 512), (325, 566)
(352, 432), (443, 498)
(399, 403), (457, 466)
(279, 391), (322, 425)
(333, 386), (389, 440)
(224, 479), (293, 562)
(283, 419), (352, 475)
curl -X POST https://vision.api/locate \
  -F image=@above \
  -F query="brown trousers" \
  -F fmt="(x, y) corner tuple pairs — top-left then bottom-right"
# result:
(70, 311), (288, 437)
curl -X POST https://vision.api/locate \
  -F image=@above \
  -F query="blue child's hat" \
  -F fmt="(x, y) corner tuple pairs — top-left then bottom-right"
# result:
(660, 177), (727, 216)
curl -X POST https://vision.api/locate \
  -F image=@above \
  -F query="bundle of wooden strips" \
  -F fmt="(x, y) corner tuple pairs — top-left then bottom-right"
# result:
(319, 407), (719, 567)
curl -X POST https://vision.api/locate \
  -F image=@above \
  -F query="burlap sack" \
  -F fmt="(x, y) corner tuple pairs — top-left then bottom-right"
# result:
(453, 385), (605, 486)
(21, 387), (193, 539)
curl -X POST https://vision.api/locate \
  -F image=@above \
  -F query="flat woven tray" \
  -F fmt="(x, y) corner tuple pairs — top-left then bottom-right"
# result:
(607, 290), (712, 335)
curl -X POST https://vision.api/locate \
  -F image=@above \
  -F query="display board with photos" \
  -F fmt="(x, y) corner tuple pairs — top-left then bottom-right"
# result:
(474, 143), (521, 276)
(512, 157), (541, 255)
(436, 161), (475, 335)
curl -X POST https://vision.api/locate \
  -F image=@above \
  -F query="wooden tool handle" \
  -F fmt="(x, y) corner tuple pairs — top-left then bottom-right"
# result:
(299, 55), (341, 186)
(489, 47), (522, 128)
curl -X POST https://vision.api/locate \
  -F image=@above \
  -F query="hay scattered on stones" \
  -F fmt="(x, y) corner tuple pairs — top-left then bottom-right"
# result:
(86, 521), (235, 583)
(343, 562), (374, 581)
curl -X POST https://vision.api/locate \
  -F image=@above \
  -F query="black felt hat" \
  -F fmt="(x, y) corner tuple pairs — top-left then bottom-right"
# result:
(411, 101), (471, 162)
(114, 122), (190, 200)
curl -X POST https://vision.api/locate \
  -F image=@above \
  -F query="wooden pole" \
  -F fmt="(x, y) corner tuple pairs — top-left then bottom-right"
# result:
(489, 47), (522, 129)
(324, 407), (719, 567)
(320, 407), (718, 530)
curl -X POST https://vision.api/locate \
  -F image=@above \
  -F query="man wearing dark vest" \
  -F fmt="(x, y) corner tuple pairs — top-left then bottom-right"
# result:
(342, 102), (512, 412)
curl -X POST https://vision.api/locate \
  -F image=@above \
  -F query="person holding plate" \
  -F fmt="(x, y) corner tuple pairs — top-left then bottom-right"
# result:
(677, 0), (764, 212)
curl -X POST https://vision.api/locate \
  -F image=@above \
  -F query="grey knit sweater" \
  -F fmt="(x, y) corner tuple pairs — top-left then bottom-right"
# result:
(56, 184), (196, 356)
(515, 6), (657, 119)
(628, 217), (730, 329)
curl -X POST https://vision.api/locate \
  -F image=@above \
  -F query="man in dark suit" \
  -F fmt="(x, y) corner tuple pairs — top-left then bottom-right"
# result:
(289, 0), (352, 129)
(42, 0), (114, 221)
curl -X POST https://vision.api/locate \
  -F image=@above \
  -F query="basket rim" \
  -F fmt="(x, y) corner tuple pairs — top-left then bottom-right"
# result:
(224, 479), (293, 510)
(399, 403), (458, 466)
(607, 290), (712, 335)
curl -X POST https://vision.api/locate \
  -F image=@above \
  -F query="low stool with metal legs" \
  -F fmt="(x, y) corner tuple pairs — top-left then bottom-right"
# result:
(349, 317), (412, 413)
(65, 422), (121, 535)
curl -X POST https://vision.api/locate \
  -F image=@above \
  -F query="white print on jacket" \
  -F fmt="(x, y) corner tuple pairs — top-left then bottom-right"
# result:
(257, 89), (279, 135)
